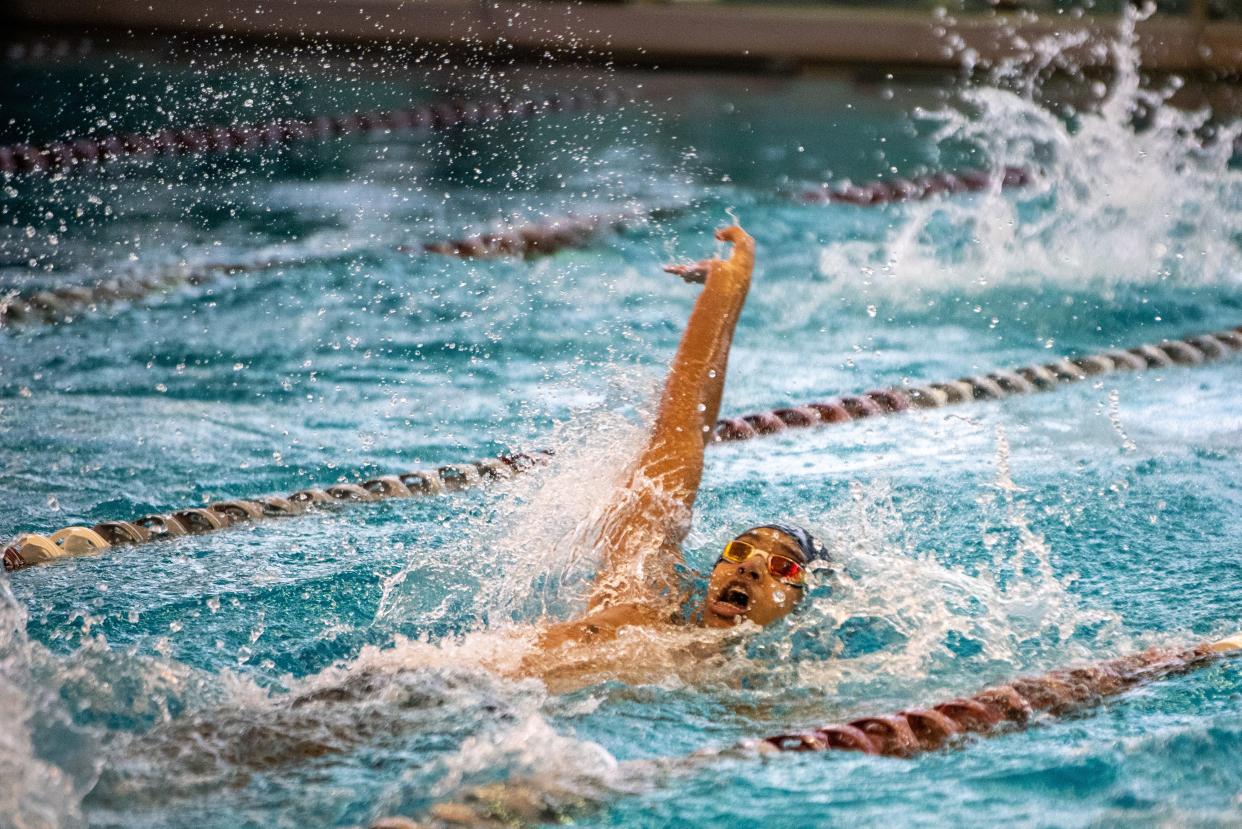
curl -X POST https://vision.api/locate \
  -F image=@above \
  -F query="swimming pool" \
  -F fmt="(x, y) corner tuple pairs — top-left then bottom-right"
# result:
(2, 29), (1241, 829)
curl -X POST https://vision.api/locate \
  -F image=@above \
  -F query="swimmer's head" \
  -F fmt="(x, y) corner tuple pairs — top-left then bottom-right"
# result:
(701, 523), (827, 629)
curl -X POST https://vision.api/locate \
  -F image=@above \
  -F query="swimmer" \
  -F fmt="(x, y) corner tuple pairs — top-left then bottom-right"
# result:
(120, 225), (816, 778)
(520, 224), (828, 676)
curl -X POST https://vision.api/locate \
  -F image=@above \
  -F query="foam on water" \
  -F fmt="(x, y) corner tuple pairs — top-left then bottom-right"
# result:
(361, 385), (1122, 706)
(0, 580), (92, 829)
(687, 434), (1118, 708)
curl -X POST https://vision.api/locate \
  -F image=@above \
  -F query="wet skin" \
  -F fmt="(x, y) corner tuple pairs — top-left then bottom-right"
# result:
(124, 225), (792, 773)
(700, 527), (808, 628)
(521, 226), (813, 679)
(528, 527), (809, 656)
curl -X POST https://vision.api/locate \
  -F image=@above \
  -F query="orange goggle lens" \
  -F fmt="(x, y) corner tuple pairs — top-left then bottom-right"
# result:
(719, 540), (807, 587)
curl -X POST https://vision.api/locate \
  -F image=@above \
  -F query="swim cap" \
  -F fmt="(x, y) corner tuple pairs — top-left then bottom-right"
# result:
(743, 523), (828, 563)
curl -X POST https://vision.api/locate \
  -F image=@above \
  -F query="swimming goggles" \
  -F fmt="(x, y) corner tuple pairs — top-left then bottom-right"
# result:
(718, 540), (808, 588)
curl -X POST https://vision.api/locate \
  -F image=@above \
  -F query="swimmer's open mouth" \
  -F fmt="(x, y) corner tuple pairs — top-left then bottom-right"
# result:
(709, 580), (752, 619)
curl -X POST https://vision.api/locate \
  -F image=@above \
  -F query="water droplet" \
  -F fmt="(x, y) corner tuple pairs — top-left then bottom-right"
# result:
(46, 496), (60, 511)
(866, 305), (877, 318)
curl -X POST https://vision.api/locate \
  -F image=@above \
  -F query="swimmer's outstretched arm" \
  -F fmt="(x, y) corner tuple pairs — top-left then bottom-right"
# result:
(588, 226), (754, 608)
(644, 225), (753, 481)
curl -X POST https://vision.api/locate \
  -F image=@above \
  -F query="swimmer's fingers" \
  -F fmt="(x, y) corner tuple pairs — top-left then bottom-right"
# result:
(715, 224), (754, 252)
(662, 261), (710, 284)
(715, 225), (754, 271)
(663, 225), (752, 287)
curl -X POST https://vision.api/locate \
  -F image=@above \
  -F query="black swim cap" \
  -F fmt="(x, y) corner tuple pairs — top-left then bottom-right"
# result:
(742, 523), (828, 563)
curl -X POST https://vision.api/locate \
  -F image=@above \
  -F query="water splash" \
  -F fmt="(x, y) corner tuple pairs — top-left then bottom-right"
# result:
(816, 6), (1242, 304)
(425, 707), (617, 799)
(468, 405), (655, 626)
(1105, 387), (1138, 452)
(3, 13), (1238, 828)
(0, 576), (95, 829)
(707, 428), (1122, 711)
(376, 402), (1123, 713)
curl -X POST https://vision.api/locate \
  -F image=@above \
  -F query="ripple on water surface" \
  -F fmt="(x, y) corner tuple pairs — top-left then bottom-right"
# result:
(1, 23), (1241, 829)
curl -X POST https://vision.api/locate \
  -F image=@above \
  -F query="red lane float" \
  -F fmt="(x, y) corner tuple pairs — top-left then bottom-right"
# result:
(398, 207), (651, 260)
(793, 165), (1033, 206)
(1, 205), (668, 328)
(751, 633), (1242, 757)
(365, 632), (1242, 829)
(0, 257), (293, 327)
(0, 162), (1036, 330)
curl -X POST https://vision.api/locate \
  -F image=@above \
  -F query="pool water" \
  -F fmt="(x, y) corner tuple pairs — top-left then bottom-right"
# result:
(2, 26), (1241, 829)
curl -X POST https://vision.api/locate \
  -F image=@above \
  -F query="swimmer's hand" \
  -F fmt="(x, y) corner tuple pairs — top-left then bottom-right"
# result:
(662, 225), (754, 289)
(662, 261), (710, 284)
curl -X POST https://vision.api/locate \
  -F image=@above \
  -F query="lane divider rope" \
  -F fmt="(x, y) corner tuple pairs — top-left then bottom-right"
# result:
(0, 207), (661, 328)
(397, 205), (659, 260)
(1, 450), (553, 571)
(366, 632), (1242, 828)
(3, 325), (1237, 573)
(3, 38), (94, 62)
(791, 165), (1032, 205)
(1, 256), (297, 327)
(0, 88), (628, 176)
(1, 161), (1034, 331)
(749, 631), (1242, 757)
(712, 325), (1242, 443)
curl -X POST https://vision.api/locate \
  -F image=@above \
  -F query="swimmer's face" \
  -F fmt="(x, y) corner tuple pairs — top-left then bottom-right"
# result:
(702, 527), (808, 629)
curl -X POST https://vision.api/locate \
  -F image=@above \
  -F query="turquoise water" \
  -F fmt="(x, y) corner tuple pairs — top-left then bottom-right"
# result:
(2, 32), (1241, 829)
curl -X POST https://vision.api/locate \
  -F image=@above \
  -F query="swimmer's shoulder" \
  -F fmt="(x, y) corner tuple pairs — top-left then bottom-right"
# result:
(535, 601), (678, 650)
